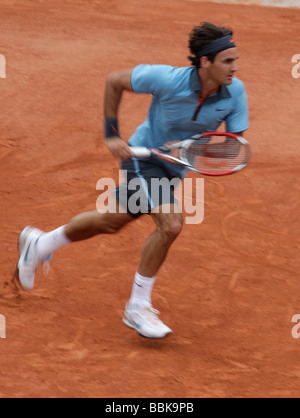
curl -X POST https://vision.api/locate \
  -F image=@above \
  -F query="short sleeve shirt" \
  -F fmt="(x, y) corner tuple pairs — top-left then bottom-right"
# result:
(129, 64), (249, 176)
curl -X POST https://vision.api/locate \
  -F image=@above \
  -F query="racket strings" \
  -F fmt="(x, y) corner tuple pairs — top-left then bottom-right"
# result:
(181, 136), (249, 173)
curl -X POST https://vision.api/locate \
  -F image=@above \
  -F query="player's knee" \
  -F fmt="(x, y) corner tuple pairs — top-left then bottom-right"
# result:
(170, 219), (183, 239)
(160, 216), (183, 242)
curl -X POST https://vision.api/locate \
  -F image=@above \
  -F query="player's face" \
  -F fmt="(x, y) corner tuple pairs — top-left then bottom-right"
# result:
(209, 47), (239, 86)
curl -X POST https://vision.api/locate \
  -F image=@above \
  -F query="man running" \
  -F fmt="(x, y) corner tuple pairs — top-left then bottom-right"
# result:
(17, 22), (249, 339)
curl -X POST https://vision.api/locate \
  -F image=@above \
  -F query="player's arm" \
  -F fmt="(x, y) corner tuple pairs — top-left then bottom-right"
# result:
(104, 69), (134, 161)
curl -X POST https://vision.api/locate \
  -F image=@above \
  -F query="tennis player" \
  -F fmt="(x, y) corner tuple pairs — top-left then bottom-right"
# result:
(17, 22), (249, 339)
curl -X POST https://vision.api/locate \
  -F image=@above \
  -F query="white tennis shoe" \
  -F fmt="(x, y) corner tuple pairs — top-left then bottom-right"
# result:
(123, 300), (172, 339)
(17, 226), (52, 291)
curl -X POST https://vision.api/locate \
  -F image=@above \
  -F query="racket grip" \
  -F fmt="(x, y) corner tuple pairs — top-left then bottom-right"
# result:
(130, 147), (152, 158)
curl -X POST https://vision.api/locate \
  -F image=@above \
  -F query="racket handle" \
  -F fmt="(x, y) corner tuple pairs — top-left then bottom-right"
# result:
(130, 147), (152, 158)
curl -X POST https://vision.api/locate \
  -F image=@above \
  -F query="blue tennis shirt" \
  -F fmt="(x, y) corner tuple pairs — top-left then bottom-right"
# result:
(129, 64), (249, 176)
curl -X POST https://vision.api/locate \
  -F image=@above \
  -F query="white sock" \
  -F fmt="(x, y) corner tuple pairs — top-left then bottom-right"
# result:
(35, 226), (72, 260)
(129, 272), (156, 307)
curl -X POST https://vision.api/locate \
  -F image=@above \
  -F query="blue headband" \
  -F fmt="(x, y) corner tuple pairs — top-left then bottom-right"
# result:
(196, 35), (236, 58)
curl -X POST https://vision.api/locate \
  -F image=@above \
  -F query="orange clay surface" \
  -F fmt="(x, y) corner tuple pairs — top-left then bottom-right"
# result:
(1, 0), (300, 398)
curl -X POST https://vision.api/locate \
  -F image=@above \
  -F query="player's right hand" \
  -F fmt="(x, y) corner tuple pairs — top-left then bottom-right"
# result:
(105, 137), (134, 162)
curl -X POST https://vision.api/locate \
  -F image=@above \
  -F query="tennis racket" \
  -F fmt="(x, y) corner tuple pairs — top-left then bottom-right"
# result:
(131, 132), (250, 176)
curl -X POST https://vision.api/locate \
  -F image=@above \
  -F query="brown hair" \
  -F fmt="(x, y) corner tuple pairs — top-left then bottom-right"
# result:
(188, 22), (233, 68)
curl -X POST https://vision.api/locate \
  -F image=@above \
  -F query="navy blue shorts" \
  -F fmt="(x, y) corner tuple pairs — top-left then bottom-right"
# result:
(115, 157), (181, 219)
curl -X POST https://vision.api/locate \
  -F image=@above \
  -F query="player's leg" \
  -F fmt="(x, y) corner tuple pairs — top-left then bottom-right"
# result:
(138, 205), (183, 278)
(17, 206), (133, 291)
(36, 208), (133, 259)
(124, 204), (183, 339)
(121, 158), (184, 338)
(127, 204), (183, 306)
(65, 208), (133, 242)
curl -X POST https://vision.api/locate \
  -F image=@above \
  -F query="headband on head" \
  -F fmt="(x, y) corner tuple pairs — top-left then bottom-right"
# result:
(196, 35), (236, 58)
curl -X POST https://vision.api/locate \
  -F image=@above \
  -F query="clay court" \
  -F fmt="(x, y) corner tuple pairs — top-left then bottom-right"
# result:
(1, 0), (300, 398)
